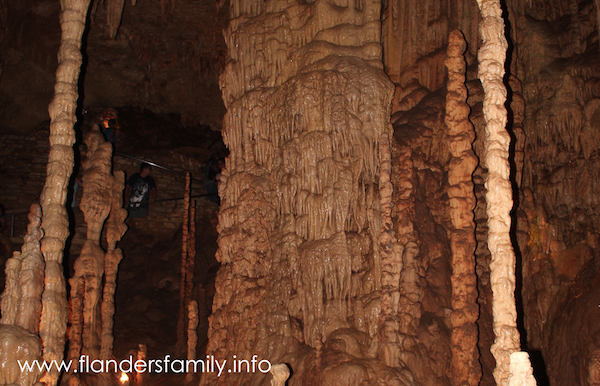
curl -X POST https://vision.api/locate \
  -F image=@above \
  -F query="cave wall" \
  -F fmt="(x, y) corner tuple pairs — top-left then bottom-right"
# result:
(0, 0), (228, 134)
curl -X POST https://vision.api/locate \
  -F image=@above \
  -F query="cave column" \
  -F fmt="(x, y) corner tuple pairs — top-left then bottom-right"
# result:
(39, 0), (92, 384)
(474, 0), (537, 385)
(445, 29), (481, 386)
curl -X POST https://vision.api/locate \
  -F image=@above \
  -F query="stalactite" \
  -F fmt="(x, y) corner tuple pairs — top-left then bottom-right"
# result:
(177, 172), (191, 355)
(445, 29), (481, 386)
(475, 1), (537, 385)
(106, 0), (126, 39)
(39, 0), (91, 383)
(185, 300), (199, 383)
(100, 170), (128, 360)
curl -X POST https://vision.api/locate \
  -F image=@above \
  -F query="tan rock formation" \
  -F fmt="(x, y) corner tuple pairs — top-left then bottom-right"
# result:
(0, 325), (43, 386)
(270, 364), (290, 386)
(445, 29), (481, 386)
(508, 352), (537, 386)
(39, 0), (91, 384)
(100, 170), (128, 360)
(204, 1), (403, 384)
(1, 204), (44, 333)
(69, 126), (112, 365)
(0, 205), (45, 385)
(475, 0), (536, 385)
(186, 300), (199, 383)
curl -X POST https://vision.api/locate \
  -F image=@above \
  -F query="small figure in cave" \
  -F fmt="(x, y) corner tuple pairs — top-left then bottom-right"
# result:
(124, 162), (157, 218)
(199, 156), (224, 203)
(103, 119), (118, 143)
(71, 175), (83, 209)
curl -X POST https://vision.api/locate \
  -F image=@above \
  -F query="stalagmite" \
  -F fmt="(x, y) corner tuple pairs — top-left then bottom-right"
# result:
(378, 131), (405, 367)
(475, 1), (536, 385)
(69, 126), (112, 366)
(185, 200), (197, 319)
(445, 29), (481, 386)
(270, 364), (290, 386)
(39, 0), (91, 384)
(177, 172), (191, 355)
(0, 204), (45, 385)
(1, 204), (44, 331)
(186, 300), (199, 383)
(135, 344), (147, 386)
(106, 0), (126, 39)
(508, 352), (537, 386)
(14, 205), (45, 335)
(100, 170), (128, 360)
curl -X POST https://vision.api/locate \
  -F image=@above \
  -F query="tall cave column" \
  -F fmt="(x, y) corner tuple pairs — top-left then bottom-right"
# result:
(475, 1), (536, 385)
(204, 0), (396, 384)
(445, 30), (481, 386)
(69, 127), (112, 365)
(39, 0), (91, 384)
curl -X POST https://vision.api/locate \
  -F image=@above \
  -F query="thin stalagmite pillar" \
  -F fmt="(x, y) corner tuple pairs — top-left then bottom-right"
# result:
(15, 205), (45, 335)
(39, 0), (91, 384)
(445, 29), (481, 386)
(185, 200), (197, 310)
(475, 1), (537, 385)
(100, 170), (128, 360)
(177, 172), (191, 355)
(378, 132), (404, 367)
(508, 352), (537, 386)
(185, 300), (199, 383)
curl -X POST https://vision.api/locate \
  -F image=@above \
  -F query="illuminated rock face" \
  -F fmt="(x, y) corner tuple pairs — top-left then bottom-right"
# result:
(203, 1), (412, 385)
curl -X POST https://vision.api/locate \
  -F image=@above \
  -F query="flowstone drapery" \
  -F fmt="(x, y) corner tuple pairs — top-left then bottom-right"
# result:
(203, 1), (409, 384)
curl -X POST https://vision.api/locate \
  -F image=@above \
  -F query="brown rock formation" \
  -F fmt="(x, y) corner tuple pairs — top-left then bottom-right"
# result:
(177, 172), (191, 355)
(186, 300), (199, 383)
(445, 29), (481, 386)
(38, 0), (91, 384)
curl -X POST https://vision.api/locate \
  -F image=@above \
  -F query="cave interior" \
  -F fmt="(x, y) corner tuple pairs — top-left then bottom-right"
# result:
(1, 0), (600, 385)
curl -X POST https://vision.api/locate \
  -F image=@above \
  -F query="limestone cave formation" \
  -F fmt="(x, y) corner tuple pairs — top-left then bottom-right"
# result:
(0, 0), (599, 385)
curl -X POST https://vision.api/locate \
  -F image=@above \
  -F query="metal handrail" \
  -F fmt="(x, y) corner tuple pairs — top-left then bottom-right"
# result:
(4, 152), (216, 237)
(114, 152), (204, 184)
